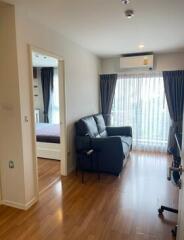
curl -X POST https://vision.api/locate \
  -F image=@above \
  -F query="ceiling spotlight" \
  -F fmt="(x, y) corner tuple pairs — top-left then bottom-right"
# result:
(121, 0), (130, 4)
(125, 9), (134, 19)
(138, 44), (145, 49)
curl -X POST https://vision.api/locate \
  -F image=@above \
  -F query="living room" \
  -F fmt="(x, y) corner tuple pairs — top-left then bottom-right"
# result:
(0, 0), (184, 240)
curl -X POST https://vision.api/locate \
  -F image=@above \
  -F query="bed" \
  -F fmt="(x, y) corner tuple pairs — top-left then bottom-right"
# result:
(36, 123), (61, 160)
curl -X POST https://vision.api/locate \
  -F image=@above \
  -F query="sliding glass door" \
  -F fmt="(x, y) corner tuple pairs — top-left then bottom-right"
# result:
(111, 72), (170, 152)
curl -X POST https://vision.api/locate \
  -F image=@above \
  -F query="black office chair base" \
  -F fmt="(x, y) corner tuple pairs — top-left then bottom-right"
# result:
(158, 205), (178, 216)
(171, 225), (177, 237)
(158, 206), (178, 238)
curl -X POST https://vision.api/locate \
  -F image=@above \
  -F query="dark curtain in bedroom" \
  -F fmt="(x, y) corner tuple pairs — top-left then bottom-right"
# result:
(41, 67), (54, 123)
(100, 74), (117, 126)
(163, 70), (184, 154)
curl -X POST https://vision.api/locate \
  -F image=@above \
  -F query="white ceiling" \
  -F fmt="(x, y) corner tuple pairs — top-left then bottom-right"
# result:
(5, 0), (184, 57)
(32, 52), (58, 67)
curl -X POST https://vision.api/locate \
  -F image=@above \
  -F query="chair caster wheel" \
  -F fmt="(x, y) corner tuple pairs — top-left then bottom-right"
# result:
(171, 226), (177, 237)
(158, 208), (163, 216)
(171, 230), (176, 237)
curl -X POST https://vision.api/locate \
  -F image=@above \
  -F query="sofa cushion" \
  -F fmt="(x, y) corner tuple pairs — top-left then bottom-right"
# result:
(122, 141), (129, 157)
(121, 136), (132, 148)
(121, 136), (132, 157)
(100, 130), (107, 137)
(94, 114), (107, 137)
(77, 116), (99, 137)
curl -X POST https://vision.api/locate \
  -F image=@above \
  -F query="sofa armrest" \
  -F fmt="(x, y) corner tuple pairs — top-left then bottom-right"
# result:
(75, 136), (91, 152)
(91, 137), (124, 175)
(106, 126), (132, 137)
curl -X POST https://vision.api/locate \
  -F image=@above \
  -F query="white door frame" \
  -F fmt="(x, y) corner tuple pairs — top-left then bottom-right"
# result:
(0, 163), (2, 204)
(177, 112), (184, 240)
(28, 45), (67, 197)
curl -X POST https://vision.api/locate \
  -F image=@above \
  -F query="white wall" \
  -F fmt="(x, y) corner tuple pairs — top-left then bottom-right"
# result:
(155, 53), (184, 71)
(101, 52), (184, 74)
(14, 5), (100, 206)
(0, 3), (26, 207)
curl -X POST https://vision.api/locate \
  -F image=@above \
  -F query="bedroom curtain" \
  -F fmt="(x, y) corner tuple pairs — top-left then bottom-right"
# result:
(163, 70), (184, 154)
(100, 74), (117, 126)
(111, 72), (170, 152)
(49, 68), (60, 124)
(41, 67), (54, 123)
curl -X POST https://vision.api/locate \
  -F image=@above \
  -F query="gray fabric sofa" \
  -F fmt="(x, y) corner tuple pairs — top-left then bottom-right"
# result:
(75, 114), (132, 175)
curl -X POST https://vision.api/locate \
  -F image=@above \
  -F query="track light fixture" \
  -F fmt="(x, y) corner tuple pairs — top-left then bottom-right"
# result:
(120, 0), (130, 5)
(125, 9), (134, 19)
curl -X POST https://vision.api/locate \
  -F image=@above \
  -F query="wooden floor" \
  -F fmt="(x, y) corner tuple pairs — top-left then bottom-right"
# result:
(0, 151), (178, 240)
(38, 158), (61, 192)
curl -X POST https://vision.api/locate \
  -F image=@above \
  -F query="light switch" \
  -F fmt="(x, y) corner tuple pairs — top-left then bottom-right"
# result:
(9, 160), (15, 169)
(24, 116), (29, 122)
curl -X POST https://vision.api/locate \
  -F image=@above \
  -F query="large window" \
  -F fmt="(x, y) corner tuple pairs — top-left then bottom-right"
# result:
(111, 72), (170, 152)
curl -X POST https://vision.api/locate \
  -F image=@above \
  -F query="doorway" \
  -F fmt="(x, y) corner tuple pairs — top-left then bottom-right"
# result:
(29, 47), (67, 194)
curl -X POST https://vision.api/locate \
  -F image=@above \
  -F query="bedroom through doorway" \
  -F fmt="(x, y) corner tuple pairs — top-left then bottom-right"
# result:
(32, 51), (62, 193)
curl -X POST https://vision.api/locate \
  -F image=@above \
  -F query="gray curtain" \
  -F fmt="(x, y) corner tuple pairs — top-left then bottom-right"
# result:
(163, 70), (184, 154)
(41, 67), (54, 123)
(100, 74), (117, 126)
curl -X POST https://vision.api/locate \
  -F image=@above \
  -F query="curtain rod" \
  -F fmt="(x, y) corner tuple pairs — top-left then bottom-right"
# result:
(99, 70), (163, 75)
(99, 69), (184, 76)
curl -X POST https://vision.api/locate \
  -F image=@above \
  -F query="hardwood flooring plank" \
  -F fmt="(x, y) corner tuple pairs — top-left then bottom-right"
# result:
(38, 158), (60, 192)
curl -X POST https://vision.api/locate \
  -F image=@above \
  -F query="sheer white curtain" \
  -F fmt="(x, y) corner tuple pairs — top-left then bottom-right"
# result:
(49, 68), (60, 124)
(111, 72), (170, 152)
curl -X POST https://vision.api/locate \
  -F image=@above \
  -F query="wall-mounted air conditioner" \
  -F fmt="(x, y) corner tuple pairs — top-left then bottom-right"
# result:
(120, 53), (154, 70)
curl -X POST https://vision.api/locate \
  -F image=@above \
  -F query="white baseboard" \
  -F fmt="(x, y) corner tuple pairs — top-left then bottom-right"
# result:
(24, 197), (38, 210)
(1, 197), (38, 210)
(2, 200), (27, 210)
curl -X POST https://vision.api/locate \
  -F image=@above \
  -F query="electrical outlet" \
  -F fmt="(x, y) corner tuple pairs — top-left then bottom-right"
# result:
(9, 160), (15, 169)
